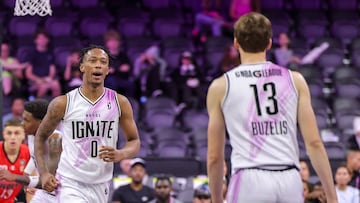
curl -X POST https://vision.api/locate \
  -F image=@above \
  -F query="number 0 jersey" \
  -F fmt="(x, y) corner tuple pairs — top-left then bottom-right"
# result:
(57, 88), (120, 184)
(222, 62), (300, 174)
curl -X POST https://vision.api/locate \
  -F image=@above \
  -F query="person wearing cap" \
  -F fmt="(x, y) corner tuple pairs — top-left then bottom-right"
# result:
(149, 175), (183, 203)
(347, 117), (360, 151)
(193, 184), (211, 203)
(112, 158), (155, 203)
(170, 50), (205, 110)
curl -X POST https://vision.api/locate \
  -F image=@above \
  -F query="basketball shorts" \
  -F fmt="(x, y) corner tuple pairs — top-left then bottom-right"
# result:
(55, 174), (110, 203)
(30, 189), (56, 203)
(226, 167), (303, 203)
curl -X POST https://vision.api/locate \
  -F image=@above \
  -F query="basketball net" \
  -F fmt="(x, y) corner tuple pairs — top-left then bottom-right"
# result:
(14, 0), (52, 16)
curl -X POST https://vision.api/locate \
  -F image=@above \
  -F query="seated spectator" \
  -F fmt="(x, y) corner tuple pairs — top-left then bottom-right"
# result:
(193, 184), (211, 203)
(133, 45), (166, 98)
(193, 0), (226, 41)
(335, 165), (360, 203)
(149, 175), (183, 203)
(112, 158), (155, 203)
(2, 98), (24, 127)
(1, 42), (29, 97)
(214, 44), (240, 77)
(347, 117), (360, 151)
(305, 184), (326, 203)
(273, 32), (301, 68)
(104, 30), (135, 97)
(346, 150), (360, 189)
(170, 51), (205, 109)
(229, 0), (261, 22)
(25, 29), (61, 98)
(63, 48), (81, 92)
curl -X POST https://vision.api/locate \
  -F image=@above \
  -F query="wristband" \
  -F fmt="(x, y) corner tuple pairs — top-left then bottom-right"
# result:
(28, 176), (39, 188)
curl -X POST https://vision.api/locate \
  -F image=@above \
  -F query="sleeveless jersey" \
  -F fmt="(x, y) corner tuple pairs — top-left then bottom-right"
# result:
(0, 143), (30, 203)
(57, 88), (120, 184)
(222, 62), (300, 174)
(24, 130), (62, 175)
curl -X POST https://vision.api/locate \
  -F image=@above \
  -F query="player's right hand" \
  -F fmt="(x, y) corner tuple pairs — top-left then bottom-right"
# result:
(40, 172), (59, 192)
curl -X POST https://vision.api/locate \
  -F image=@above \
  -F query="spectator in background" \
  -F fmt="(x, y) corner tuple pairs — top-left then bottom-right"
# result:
(134, 45), (166, 98)
(104, 30), (135, 97)
(273, 32), (302, 68)
(119, 158), (132, 176)
(347, 117), (360, 151)
(63, 48), (82, 92)
(1, 42), (29, 97)
(305, 184), (327, 203)
(193, 0), (226, 41)
(300, 160), (311, 182)
(2, 98), (24, 127)
(346, 150), (360, 189)
(335, 165), (360, 203)
(112, 158), (154, 203)
(171, 51), (205, 110)
(149, 176), (183, 203)
(193, 184), (211, 203)
(229, 0), (261, 22)
(217, 44), (240, 76)
(25, 30), (61, 98)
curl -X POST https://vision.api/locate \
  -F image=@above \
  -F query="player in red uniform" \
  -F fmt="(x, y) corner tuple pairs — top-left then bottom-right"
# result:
(0, 118), (30, 203)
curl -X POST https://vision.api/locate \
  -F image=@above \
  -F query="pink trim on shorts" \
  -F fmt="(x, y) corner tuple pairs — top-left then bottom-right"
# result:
(56, 174), (62, 203)
(227, 170), (242, 202)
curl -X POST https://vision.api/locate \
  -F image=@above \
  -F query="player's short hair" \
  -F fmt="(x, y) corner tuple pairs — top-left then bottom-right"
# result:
(155, 175), (172, 186)
(234, 12), (272, 53)
(79, 45), (112, 64)
(4, 118), (23, 128)
(24, 99), (49, 120)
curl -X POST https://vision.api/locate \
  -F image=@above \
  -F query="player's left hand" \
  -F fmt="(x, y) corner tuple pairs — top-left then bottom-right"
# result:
(0, 169), (16, 182)
(99, 146), (120, 162)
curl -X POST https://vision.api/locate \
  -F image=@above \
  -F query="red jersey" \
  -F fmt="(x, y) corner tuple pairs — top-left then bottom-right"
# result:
(0, 142), (30, 203)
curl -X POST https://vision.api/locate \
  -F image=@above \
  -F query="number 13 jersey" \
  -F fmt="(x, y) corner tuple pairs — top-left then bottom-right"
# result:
(222, 62), (299, 174)
(58, 88), (120, 184)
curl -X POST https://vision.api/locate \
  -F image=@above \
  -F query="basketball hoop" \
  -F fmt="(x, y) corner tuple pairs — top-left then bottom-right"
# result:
(14, 0), (52, 16)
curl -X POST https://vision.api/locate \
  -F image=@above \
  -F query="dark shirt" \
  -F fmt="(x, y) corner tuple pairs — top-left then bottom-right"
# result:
(112, 184), (155, 203)
(109, 52), (132, 79)
(347, 135), (360, 151)
(350, 170), (360, 189)
(29, 48), (55, 77)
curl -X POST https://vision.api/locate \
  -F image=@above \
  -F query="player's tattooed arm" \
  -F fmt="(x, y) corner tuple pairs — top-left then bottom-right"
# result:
(47, 133), (62, 175)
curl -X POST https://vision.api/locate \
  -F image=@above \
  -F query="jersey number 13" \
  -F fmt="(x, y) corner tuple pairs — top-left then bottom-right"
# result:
(250, 82), (279, 116)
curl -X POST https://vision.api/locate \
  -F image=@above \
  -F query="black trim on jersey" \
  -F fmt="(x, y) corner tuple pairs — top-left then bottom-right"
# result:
(114, 92), (121, 118)
(77, 87), (106, 106)
(237, 165), (299, 172)
(2, 142), (21, 164)
(223, 73), (230, 104)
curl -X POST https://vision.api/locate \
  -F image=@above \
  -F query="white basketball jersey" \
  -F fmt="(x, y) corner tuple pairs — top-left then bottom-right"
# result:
(222, 62), (300, 174)
(57, 88), (120, 184)
(25, 130), (62, 175)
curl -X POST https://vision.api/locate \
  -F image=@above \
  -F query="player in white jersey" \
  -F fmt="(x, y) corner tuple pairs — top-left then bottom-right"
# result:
(34, 45), (141, 203)
(0, 99), (62, 203)
(206, 12), (338, 203)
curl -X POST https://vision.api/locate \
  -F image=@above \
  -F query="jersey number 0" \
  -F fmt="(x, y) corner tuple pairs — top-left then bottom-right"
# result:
(250, 82), (279, 116)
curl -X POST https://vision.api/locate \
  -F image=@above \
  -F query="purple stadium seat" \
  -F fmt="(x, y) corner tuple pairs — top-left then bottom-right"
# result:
(9, 17), (40, 37)
(331, 22), (359, 46)
(80, 17), (110, 38)
(316, 48), (344, 68)
(69, 0), (98, 8)
(163, 49), (182, 70)
(118, 19), (147, 38)
(152, 19), (183, 39)
(260, 0), (284, 10)
(293, 0), (323, 10)
(16, 46), (33, 63)
(45, 17), (74, 37)
(53, 47), (72, 70)
(298, 22), (327, 45)
(329, 0), (358, 10)
(142, 0), (170, 10)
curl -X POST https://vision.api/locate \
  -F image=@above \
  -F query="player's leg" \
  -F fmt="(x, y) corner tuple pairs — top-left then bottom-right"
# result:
(87, 181), (110, 203)
(55, 175), (88, 203)
(226, 169), (277, 203)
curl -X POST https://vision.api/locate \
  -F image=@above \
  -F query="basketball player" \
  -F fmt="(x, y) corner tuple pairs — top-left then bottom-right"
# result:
(0, 99), (62, 203)
(0, 119), (30, 203)
(206, 12), (338, 203)
(34, 45), (141, 203)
